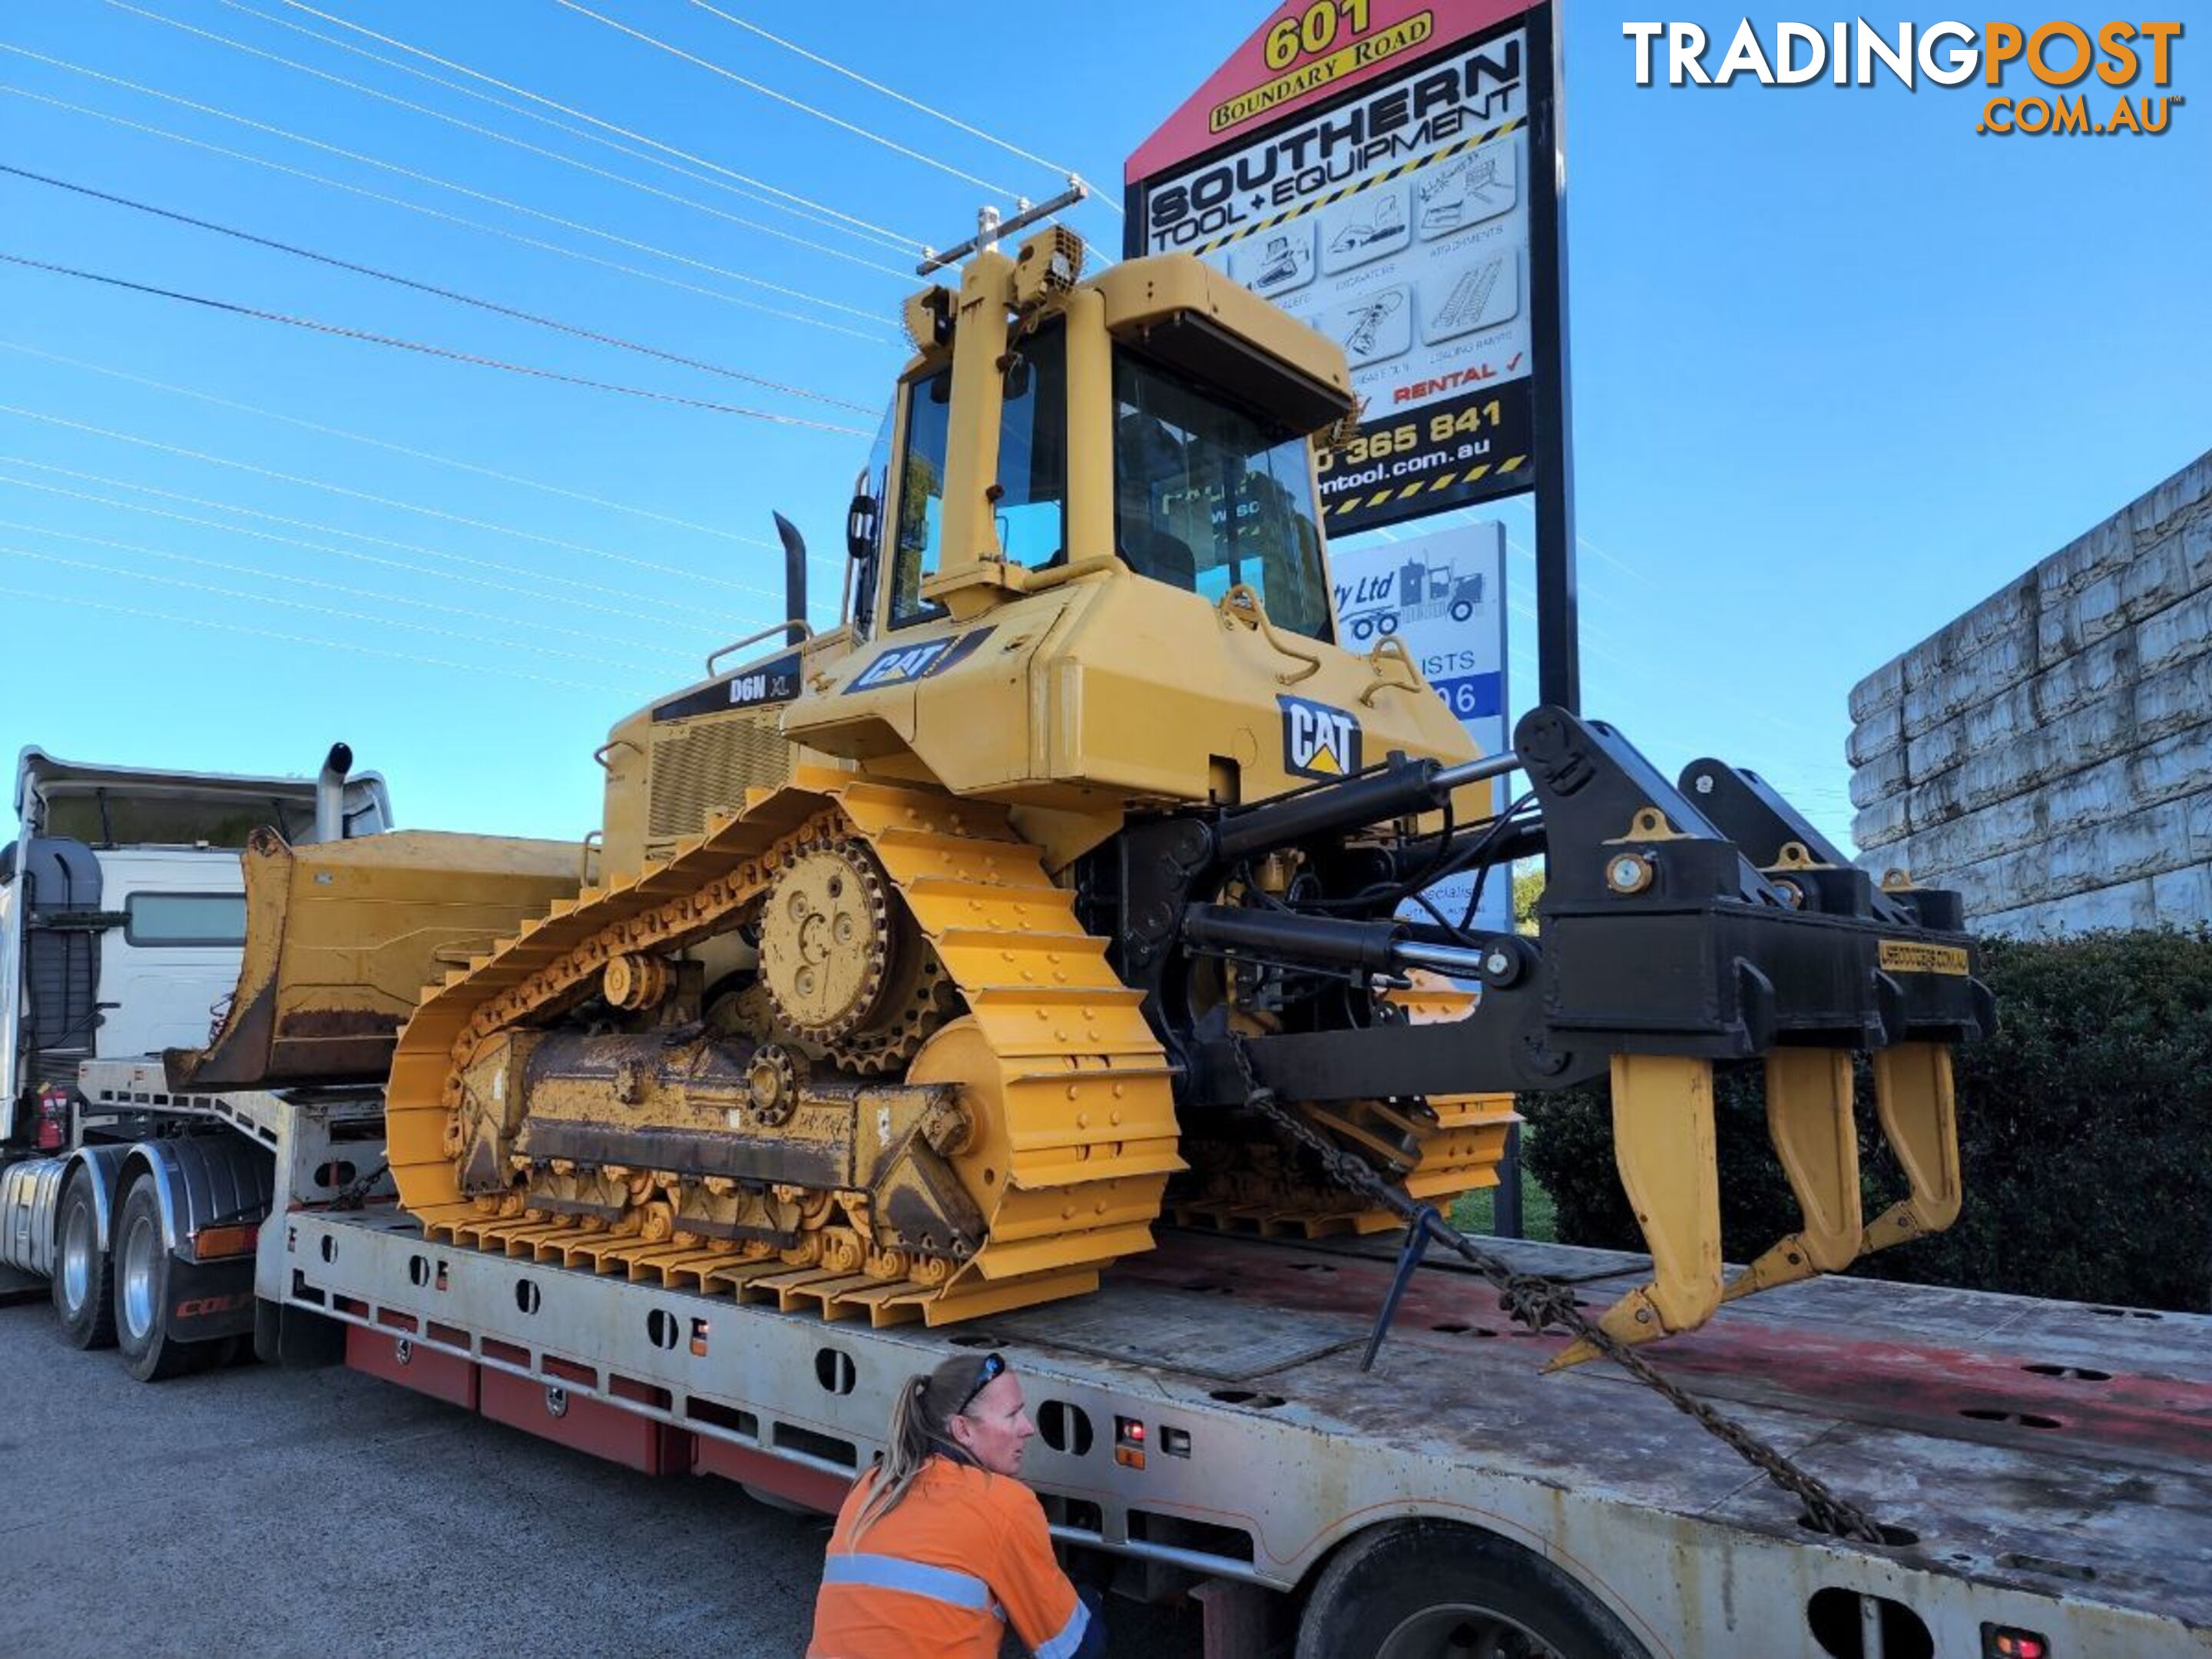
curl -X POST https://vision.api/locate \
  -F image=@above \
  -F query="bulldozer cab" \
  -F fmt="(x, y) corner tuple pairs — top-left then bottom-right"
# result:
(852, 230), (1339, 646)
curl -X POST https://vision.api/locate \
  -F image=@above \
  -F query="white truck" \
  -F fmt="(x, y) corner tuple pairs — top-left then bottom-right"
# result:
(2, 751), (2206, 1657)
(0, 744), (396, 1376)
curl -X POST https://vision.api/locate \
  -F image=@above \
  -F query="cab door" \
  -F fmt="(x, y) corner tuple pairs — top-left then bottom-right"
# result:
(94, 849), (247, 1062)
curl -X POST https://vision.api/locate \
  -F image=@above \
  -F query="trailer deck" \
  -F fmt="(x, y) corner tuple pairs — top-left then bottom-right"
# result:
(276, 1205), (2212, 1657)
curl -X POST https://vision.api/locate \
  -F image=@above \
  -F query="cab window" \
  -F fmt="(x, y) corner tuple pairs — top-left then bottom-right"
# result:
(888, 323), (1068, 628)
(888, 368), (952, 627)
(124, 892), (246, 947)
(1112, 349), (1333, 641)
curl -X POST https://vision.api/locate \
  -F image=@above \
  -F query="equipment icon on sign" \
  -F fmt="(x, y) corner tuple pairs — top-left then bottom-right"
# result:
(1417, 145), (1518, 240)
(1326, 286), (1411, 365)
(1322, 187), (1410, 273)
(1341, 555), (1485, 642)
(1234, 223), (1315, 296)
(1422, 253), (1522, 345)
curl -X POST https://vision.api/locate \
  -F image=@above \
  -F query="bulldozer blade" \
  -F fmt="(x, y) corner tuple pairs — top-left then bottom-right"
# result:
(1720, 1050), (1865, 1303)
(1861, 1041), (1962, 1255)
(1548, 1055), (1722, 1371)
(166, 826), (581, 1091)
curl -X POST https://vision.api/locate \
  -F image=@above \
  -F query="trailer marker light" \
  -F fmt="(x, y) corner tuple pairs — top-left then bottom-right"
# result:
(690, 1317), (711, 1356)
(192, 1224), (260, 1259)
(1114, 1416), (1147, 1469)
(1161, 1426), (1191, 1457)
(1984, 1628), (2049, 1658)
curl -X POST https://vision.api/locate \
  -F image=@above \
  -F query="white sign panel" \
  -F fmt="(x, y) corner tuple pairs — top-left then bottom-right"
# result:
(1330, 522), (1511, 935)
(1136, 27), (1535, 536)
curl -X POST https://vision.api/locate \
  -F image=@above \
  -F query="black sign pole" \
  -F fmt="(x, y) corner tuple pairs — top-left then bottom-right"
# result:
(1526, 0), (1579, 715)
(1495, 1), (1581, 1238)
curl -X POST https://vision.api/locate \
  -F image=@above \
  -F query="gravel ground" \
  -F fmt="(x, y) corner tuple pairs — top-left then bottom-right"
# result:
(0, 1298), (1207, 1658)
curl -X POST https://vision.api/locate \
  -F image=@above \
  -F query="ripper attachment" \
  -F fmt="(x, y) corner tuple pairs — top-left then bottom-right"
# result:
(1109, 705), (1991, 1363)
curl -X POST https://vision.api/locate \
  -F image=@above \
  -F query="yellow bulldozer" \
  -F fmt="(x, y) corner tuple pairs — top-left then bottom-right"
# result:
(187, 230), (1993, 1358)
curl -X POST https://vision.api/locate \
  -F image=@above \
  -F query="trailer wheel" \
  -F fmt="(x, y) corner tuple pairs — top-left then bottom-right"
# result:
(1296, 1521), (1649, 1659)
(114, 1175), (194, 1382)
(52, 1175), (117, 1350)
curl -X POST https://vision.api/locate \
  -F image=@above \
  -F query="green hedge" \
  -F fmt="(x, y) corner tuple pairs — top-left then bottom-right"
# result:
(1520, 927), (2212, 1313)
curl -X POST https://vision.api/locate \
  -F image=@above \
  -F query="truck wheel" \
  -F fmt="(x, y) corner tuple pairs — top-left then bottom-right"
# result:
(1450, 599), (1474, 622)
(114, 1175), (194, 1382)
(1296, 1521), (1649, 1659)
(52, 1175), (117, 1350)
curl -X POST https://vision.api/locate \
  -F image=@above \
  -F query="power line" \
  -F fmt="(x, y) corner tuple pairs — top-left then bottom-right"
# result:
(0, 577), (634, 694)
(0, 404), (793, 600)
(262, 0), (926, 252)
(108, 1), (916, 279)
(0, 457), (753, 626)
(0, 517), (655, 669)
(551, 0), (1015, 197)
(1498, 560), (1627, 647)
(2, 549), (637, 691)
(0, 87), (892, 351)
(0, 336), (797, 553)
(1, 165), (873, 414)
(224, 0), (918, 257)
(1502, 533), (1631, 620)
(0, 457), (748, 623)
(680, 0), (1111, 208)
(0, 473), (715, 647)
(0, 252), (873, 435)
(1577, 533), (1656, 584)
(0, 49), (901, 340)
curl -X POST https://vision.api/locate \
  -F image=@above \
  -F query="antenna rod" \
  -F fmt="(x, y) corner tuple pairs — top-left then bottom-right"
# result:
(917, 179), (1089, 276)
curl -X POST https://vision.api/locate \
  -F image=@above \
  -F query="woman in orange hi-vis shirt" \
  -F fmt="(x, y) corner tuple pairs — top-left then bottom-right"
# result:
(808, 1351), (1104, 1659)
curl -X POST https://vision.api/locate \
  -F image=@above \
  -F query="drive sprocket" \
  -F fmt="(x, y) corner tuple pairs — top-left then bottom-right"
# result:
(759, 836), (899, 1047)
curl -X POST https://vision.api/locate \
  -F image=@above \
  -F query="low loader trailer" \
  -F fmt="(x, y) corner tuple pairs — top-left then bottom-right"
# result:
(253, 1098), (2205, 1659)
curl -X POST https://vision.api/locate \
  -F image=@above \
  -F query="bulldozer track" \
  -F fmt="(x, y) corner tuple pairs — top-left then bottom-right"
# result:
(1174, 977), (1517, 1238)
(386, 768), (1184, 1326)
(1171, 1091), (1520, 1238)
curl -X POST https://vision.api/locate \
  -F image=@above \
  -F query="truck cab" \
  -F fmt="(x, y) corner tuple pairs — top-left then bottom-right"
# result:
(1, 746), (390, 1147)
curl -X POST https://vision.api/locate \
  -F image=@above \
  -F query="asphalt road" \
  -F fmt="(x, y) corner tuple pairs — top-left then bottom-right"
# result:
(0, 1298), (1208, 1658)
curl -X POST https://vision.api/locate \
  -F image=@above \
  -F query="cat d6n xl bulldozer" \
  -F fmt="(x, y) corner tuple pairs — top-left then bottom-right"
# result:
(382, 228), (1992, 1356)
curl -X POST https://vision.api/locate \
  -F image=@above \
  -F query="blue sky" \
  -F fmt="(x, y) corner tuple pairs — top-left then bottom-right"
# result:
(3, 3), (2205, 859)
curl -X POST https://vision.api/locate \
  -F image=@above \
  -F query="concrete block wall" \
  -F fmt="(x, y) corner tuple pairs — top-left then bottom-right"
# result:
(1847, 449), (2212, 935)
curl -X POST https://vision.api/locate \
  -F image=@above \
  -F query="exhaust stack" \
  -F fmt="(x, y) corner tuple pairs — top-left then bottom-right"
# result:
(315, 743), (353, 843)
(772, 512), (808, 646)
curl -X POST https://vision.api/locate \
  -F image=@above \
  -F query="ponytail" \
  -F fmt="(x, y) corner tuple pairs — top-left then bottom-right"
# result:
(852, 1355), (990, 1538)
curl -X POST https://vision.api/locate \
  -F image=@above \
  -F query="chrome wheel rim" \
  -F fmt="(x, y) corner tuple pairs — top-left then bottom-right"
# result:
(120, 1211), (159, 1341)
(61, 1203), (91, 1311)
(1376, 1607), (1559, 1659)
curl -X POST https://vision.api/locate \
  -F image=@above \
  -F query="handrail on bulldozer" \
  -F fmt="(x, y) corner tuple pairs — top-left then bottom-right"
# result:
(707, 621), (813, 676)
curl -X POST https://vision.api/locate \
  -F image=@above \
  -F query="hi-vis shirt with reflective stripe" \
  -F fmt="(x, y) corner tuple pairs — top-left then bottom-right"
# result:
(807, 1458), (1092, 1659)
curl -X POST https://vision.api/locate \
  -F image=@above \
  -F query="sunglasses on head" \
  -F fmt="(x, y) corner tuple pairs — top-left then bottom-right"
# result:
(957, 1352), (1007, 1415)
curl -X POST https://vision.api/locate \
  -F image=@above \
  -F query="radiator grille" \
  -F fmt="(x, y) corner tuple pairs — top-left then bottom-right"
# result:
(647, 713), (791, 841)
